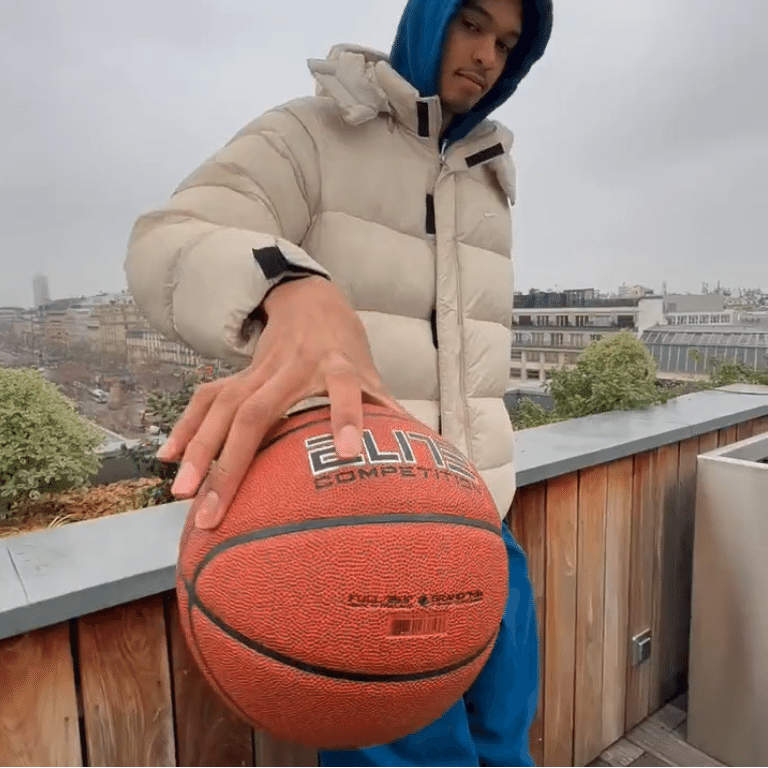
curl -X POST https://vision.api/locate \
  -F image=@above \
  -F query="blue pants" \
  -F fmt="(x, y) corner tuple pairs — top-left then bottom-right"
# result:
(320, 522), (539, 767)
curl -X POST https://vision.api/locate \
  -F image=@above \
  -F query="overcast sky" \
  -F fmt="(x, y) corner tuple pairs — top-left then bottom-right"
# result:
(1, 0), (766, 308)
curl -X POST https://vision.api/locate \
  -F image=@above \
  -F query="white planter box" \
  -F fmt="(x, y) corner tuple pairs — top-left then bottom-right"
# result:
(688, 431), (768, 766)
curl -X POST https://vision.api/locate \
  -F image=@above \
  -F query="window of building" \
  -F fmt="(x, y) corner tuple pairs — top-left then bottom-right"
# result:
(551, 333), (564, 346)
(510, 367), (521, 378)
(575, 315), (588, 327)
(536, 315), (550, 326)
(510, 350), (522, 360)
(565, 353), (579, 365)
(527, 352), (540, 362)
(532, 333), (545, 345)
(590, 334), (603, 342)
(556, 315), (569, 327)
(544, 353), (559, 363)
(570, 333), (585, 347)
(518, 315), (533, 326)
(617, 314), (635, 328)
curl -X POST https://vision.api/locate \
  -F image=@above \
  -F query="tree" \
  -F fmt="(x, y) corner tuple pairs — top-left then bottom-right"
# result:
(512, 332), (665, 428)
(0, 368), (103, 518)
(145, 370), (215, 435)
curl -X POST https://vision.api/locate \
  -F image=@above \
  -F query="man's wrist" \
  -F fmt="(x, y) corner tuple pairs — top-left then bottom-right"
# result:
(260, 274), (328, 321)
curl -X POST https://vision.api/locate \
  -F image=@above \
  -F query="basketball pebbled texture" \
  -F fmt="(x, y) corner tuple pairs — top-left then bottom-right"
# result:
(176, 403), (509, 749)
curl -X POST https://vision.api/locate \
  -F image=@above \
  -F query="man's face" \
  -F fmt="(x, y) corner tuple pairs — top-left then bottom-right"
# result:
(439, 0), (524, 116)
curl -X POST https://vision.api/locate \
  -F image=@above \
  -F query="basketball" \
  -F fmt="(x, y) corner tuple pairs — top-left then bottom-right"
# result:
(176, 403), (509, 750)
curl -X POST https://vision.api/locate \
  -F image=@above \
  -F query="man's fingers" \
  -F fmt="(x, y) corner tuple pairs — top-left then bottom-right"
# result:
(157, 379), (224, 461)
(170, 379), (259, 498)
(194, 381), (284, 530)
(325, 362), (365, 459)
(192, 466), (230, 530)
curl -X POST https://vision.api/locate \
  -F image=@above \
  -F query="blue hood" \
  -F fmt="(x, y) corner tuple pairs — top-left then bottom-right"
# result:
(390, 0), (552, 144)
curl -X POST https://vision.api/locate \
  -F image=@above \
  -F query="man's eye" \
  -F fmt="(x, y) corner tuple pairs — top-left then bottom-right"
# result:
(462, 19), (482, 33)
(497, 40), (511, 54)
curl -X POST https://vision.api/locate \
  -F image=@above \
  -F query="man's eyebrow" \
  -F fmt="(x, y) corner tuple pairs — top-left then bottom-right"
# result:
(463, 0), (494, 22)
(463, 0), (522, 41)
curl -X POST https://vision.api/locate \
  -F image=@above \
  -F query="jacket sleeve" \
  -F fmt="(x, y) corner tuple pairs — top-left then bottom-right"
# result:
(124, 106), (329, 364)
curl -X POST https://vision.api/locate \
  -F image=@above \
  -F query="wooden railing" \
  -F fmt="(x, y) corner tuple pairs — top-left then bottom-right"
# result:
(513, 415), (768, 766)
(2, 404), (767, 766)
(1, 594), (319, 767)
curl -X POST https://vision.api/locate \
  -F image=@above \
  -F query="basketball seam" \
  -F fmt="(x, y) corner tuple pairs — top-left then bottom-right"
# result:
(185, 573), (499, 683)
(191, 513), (503, 584)
(182, 576), (275, 731)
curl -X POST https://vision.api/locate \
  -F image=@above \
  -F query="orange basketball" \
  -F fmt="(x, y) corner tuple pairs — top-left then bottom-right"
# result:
(176, 403), (508, 750)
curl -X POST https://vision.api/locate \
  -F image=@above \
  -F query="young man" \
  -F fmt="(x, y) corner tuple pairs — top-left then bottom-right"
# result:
(126, 0), (552, 764)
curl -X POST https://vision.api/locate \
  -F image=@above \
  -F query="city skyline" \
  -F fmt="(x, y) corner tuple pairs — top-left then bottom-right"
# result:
(1, 0), (766, 307)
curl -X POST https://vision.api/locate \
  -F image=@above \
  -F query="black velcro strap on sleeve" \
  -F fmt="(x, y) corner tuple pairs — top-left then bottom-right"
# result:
(252, 246), (290, 280)
(252, 246), (326, 281)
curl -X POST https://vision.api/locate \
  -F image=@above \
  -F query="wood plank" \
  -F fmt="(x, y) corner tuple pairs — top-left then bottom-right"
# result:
(0, 623), (83, 766)
(254, 731), (319, 767)
(543, 472), (579, 768)
(600, 737), (644, 766)
(602, 457), (633, 748)
(625, 450), (657, 729)
(737, 419), (755, 441)
(167, 598), (255, 767)
(753, 416), (768, 435)
(510, 481), (547, 768)
(626, 718), (725, 767)
(656, 438), (698, 705)
(78, 594), (176, 766)
(717, 425), (737, 447)
(629, 751), (673, 766)
(697, 431), (718, 455)
(649, 442), (680, 713)
(574, 464), (608, 766)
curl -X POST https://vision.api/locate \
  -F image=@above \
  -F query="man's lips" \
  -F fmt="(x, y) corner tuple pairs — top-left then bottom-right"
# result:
(457, 71), (486, 90)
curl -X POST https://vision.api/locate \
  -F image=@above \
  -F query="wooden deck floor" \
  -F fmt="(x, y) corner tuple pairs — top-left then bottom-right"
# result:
(588, 693), (726, 767)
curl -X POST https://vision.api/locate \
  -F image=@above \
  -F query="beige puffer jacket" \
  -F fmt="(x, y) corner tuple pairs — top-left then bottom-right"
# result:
(125, 45), (517, 518)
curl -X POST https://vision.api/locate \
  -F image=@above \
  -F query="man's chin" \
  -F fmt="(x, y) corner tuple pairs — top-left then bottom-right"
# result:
(440, 97), (475, 117)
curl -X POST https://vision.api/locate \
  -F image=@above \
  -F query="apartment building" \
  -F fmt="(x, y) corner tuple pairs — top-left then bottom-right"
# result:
(126, 327), (201, 370)
(510, 288), (664, 381)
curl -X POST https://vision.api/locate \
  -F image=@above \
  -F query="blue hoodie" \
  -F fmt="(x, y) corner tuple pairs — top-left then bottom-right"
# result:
(390, 0), (553, 144)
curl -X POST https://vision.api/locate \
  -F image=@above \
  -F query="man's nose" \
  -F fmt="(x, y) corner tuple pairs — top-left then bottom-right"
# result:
(472, 35), (498, 70)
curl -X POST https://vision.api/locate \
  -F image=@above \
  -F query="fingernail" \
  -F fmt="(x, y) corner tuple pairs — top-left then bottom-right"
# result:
(195, 491), (220, 530)
(336, 425), (362, 458)
(156, 439), (176, 460)
(171, 463), (198, 497)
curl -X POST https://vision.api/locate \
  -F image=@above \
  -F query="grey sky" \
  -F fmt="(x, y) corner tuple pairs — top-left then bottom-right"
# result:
(1, 0), (766, 308)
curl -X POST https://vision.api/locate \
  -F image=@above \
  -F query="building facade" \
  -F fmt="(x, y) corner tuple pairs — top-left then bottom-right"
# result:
(510, 289), (664, 381)
(642, 325), (768, 376)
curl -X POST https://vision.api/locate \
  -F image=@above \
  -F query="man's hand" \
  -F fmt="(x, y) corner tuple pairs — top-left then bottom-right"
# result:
(155, 276), (401, 530)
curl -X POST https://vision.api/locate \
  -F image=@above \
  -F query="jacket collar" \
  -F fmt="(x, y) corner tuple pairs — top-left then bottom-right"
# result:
(307, 45), (515, 201)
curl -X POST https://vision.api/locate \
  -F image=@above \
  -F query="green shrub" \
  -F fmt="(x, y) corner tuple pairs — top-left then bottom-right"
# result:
(512, 332), (665, 428)
(0, 368), (103, 517)
(706, 360), (768, 388)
